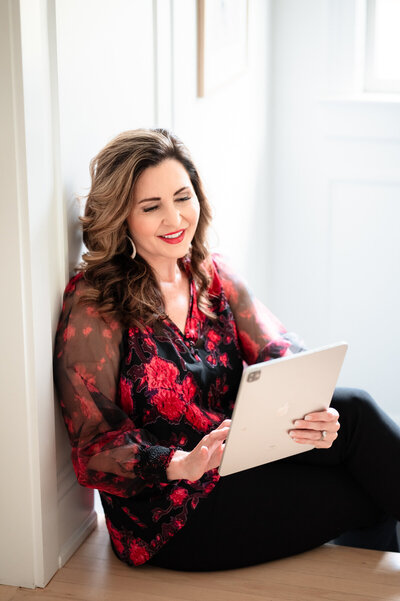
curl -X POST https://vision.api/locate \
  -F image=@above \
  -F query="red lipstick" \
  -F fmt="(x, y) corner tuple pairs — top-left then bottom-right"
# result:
(158, 229), (186, 244)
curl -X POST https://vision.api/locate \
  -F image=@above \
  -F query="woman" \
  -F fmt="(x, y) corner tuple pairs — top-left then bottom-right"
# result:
(54, 128), (400, 571)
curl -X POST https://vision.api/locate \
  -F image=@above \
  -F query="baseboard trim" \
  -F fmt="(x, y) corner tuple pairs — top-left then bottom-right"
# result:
(58, 510), (98, 568)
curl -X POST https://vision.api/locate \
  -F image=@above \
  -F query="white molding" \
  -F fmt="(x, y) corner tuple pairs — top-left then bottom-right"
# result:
(58, 510), (98, 569)
(327, 176), (400, 186)
(319, 94), (400, 105)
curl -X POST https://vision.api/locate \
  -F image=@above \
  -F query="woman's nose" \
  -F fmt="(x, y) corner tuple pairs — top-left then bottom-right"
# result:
(163, 203), (182, 227)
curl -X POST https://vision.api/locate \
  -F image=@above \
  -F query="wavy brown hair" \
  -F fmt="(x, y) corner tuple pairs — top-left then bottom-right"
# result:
(79, 128), (215, 329)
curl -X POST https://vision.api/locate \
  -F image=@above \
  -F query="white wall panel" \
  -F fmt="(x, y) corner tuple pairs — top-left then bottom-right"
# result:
(328, 180), (400, 420)
(270, 0), (400, 422)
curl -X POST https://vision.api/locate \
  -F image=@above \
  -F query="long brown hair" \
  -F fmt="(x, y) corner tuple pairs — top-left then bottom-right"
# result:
(79, 128), (214, 329)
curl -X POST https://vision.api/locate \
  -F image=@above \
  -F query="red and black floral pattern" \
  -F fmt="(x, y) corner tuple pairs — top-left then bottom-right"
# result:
(54, 254), (299, 566)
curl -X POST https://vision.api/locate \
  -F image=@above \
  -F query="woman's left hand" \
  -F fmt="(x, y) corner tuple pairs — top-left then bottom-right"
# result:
(289, 408), (340, 449)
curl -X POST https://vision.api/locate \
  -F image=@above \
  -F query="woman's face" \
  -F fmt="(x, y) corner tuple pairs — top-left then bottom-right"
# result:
(127, 158), (200, 266)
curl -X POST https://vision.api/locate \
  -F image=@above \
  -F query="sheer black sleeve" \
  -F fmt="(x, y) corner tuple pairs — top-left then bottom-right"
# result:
(54, 275), (175, 498)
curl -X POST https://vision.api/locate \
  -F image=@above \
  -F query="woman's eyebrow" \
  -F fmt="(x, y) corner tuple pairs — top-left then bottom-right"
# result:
(137, 186), (190, 204)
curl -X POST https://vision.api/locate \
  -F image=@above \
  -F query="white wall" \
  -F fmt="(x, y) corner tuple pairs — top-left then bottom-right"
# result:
(270, 0), (400, 422)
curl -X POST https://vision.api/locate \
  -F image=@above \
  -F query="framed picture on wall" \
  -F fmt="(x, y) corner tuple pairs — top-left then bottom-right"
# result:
(197, 0), (249, 97)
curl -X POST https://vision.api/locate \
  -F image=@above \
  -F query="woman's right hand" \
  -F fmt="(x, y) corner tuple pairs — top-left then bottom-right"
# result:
(166, 419), (231, 481)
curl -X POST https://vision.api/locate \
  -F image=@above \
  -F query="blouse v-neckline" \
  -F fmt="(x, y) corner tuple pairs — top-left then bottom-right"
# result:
(164, 276), (195, 340)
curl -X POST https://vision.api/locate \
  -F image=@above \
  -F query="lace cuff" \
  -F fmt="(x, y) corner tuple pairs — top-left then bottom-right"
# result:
(136, 446), (176, 483)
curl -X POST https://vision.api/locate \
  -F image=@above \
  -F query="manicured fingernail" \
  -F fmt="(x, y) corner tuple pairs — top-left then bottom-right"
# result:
(294, 420), (301, 426)
(305, 415), (313, 420)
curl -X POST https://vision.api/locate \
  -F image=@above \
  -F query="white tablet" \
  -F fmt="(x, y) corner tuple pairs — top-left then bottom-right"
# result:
(218, 342), (348, 477)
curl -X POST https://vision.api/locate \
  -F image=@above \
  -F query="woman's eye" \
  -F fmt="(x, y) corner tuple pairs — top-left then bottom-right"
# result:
(142, 197), (190, 213)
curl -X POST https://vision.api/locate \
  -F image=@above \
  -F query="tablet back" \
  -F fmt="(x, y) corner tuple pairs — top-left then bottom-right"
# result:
(218, 342), (348, 477)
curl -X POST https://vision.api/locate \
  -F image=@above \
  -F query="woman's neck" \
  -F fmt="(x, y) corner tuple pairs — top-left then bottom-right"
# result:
(150, 258), (183, 285)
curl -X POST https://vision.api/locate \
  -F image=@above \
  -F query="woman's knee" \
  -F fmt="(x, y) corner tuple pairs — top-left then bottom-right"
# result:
(331, 387), (378, 418)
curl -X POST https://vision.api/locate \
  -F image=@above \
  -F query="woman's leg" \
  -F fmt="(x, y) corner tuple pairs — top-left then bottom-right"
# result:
(149, 387), (400, 571)
(292, 387), (400, 553)
(288, 387), (400, 521)
(149, 460), (385, 571)
(332, 516), (399, 552)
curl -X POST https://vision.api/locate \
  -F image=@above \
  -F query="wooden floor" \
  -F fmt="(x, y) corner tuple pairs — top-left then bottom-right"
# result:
(1, 516), (400, 601)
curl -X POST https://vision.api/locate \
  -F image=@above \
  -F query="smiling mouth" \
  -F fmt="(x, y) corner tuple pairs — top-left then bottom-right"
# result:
(159, 229), (185, 239)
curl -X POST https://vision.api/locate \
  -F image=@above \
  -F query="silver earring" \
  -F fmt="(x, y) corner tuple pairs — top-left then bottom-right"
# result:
(127, 236), (137, 259)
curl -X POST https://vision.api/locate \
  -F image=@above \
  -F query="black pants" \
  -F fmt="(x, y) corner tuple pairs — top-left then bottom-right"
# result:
(148, 388), (400, 571)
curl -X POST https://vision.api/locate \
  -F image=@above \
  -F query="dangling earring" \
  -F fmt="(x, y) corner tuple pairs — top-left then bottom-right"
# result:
(127, 235), (137, 260)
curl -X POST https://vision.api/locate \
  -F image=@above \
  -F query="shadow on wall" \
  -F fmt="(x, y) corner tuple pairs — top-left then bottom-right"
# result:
(65, 185), (84, 275)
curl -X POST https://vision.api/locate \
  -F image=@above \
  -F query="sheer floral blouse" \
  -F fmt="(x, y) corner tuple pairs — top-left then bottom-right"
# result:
(54, 254), (302, 567)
